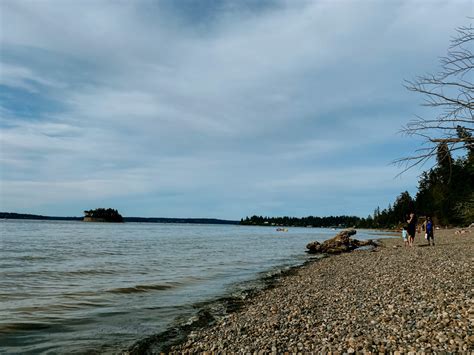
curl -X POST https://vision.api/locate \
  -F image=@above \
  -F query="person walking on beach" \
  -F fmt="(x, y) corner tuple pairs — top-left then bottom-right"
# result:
(407, 212), (417, 247)
(402, 224), (409, 247)
(424, 216), (435, 246)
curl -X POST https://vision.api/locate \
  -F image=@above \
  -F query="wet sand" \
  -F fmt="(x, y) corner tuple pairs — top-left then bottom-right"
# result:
(170, 228), (473, 353)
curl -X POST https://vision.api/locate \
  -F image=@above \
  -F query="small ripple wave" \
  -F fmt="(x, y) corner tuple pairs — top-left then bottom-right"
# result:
(1, 269), (121, 280)
(0, 322), (52, 333)
(107, 283), (180, 294)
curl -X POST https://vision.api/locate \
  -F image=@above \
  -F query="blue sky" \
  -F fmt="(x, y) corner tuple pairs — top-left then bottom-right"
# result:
(0, 0), (471, 219)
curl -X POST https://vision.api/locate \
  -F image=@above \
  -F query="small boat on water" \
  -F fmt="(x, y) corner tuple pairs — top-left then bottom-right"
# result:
(276, 228), (288, 232)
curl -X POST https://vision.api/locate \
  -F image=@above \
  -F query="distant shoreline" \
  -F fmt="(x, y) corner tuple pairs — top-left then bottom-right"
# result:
(0, 212), (239, 225)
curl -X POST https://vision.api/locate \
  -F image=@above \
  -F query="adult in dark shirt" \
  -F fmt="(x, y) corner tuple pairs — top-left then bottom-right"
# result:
(407, 212), (417, 247)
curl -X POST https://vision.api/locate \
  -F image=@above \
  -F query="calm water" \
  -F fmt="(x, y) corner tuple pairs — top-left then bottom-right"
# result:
(0, 220), (382, 354)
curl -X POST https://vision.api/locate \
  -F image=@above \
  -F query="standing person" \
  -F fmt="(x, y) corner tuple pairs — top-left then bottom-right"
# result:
(402, 224), (409, 247)
(407, 212), (417, 247)
(425, 216), (435, 246)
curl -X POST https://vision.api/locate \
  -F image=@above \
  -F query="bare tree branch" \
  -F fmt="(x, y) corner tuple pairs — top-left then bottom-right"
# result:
(398, 21), (474, 172)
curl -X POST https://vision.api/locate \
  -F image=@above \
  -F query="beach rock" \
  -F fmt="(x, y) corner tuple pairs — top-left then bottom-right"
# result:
(306, 241), (322, 253)
(351, 239), (374, 248)
(306, 229), (374, 254)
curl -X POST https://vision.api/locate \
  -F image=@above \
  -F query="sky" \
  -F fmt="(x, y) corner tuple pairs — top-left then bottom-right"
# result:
(0, 0), (472, 219)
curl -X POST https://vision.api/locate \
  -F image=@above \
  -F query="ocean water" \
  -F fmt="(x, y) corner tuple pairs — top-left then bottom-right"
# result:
(0, 220), (384, 354)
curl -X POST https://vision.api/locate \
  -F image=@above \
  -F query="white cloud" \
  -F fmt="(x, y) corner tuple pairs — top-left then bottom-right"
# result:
(0, 0), (471, 217)
(255, 165), (420, 191)
(0, 63), (65, 92)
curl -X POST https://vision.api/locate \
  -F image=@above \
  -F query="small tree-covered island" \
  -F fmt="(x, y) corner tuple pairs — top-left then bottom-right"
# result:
(83, 208), (123, 223)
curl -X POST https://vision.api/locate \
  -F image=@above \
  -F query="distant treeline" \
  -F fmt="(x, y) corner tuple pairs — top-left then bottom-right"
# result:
(363, 141), (473, 229)
(0, 212), (239, 225)
(0, 212), (82, 221)
(240, 215), (360, 228)
(124, 217), (239, 224)
(243, 137), (473, 230)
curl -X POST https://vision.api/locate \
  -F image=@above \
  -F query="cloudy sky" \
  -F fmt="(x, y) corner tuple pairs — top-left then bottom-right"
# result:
(0, 0), (471, 219)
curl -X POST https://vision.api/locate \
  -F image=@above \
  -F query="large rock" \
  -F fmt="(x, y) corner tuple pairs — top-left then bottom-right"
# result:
(306, 241), (322, 253)
(306, 229), (374, 254)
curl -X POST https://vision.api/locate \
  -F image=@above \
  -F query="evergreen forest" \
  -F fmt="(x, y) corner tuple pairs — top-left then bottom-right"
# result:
(83, 208), (124, 222)
(241, 139), (473, 229)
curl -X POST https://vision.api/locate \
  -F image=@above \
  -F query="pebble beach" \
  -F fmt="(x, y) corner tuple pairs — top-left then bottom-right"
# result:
(170, 229), (473, 353)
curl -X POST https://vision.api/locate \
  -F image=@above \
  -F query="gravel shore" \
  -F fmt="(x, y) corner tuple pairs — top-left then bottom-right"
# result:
(171, 229), (473, 353)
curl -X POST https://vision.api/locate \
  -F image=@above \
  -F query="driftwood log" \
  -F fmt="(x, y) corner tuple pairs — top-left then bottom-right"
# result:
(306, 229), (375, 254)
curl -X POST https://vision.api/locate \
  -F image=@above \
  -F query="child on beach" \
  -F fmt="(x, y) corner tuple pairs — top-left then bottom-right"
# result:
(425, 216), (435, 246)
(402, 225), (409, 247)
